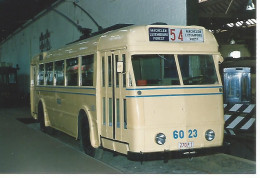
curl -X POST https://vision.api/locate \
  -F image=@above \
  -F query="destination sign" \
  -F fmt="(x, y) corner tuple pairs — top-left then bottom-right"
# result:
(149, 27), (204, 42)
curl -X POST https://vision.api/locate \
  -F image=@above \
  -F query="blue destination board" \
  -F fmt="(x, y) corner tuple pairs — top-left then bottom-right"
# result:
(149, 27), (169, 41)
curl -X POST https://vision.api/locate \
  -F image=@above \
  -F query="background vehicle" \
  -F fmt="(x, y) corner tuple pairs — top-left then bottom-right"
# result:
(0, 63), (19, 107)
(220, 57), (256, 135)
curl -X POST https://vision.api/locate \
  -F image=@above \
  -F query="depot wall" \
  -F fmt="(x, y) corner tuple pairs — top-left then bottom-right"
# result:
(0, 0), (187, 94)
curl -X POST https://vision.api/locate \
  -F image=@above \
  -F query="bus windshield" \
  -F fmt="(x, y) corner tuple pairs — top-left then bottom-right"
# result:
(178, 55), (218, 85)
(132, 54), (218, 86)
(132, 54), (180, 86)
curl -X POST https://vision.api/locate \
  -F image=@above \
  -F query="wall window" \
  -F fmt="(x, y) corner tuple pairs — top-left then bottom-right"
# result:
(81, 54), (94, 86)
(66, 58), (78, 86)
(45, 62), (53, 85)
(55, 60), (64, 86)
(38, 64), (44, 85)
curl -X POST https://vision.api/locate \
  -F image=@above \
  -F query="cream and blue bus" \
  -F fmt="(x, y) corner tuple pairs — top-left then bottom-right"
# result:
(30, 25), (224, 157)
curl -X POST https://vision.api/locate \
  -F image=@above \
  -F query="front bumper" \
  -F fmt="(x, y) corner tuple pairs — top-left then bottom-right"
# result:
(127, 144), (230, 161)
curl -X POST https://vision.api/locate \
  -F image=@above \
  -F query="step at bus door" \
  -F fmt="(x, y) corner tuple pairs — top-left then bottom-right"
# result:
(101, 51), (127, 141)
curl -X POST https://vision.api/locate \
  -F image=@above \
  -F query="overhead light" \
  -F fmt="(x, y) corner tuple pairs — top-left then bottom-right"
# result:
(227, 23), (234, 27)
(246, 0), (255, 10)
(229, 51), (241, 58)
(198, 0), (208, 3)
(230, 39), (235, 45)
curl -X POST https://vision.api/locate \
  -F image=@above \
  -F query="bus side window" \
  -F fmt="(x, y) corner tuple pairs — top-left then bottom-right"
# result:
(124, 99), (127, 129)
(115, 55), (119, 88)
(66, 58), (78, 86)
(45, 62), (54, 85)
(55, 60), (65, 86)
(81, 54), (94, 86)
(122, 54), (126, 88)
(38, 64), (44, 85)
(102, 56), (105, 87)
(108, 56), (112, 87)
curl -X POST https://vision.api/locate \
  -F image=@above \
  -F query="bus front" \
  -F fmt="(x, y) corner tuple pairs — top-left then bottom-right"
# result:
(125, 25), (224, 155)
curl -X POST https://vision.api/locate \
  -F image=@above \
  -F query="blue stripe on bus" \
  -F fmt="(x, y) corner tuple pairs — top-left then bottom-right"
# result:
(36, 86), (96, 90)
(36, 90), (96, 96)
(126, 93), (222, 98)
(126, 86), (222, 91)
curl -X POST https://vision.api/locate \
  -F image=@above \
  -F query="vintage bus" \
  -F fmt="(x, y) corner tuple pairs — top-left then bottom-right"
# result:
(30, 25), (224, 158)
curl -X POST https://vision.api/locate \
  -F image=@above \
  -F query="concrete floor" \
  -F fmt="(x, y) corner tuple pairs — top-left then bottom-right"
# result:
(0, 107), (121, 174)
(0, 106), (256, 174)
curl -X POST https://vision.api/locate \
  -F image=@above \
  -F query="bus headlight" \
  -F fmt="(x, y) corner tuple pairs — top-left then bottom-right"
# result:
(205, 129), (215, 141)
(155, 133), (166, 145)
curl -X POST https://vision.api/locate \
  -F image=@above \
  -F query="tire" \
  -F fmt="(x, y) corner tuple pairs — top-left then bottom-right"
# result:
(38, 103), (46, 132)
(79, 112), (96, 157)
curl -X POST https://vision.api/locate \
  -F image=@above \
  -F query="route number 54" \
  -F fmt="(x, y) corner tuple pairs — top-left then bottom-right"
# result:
(170, 29), (183, 41)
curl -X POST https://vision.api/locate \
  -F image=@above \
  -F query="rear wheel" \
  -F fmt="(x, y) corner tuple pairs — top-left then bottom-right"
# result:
(38, 103), (46, 132)
(79, 112), (96, 157)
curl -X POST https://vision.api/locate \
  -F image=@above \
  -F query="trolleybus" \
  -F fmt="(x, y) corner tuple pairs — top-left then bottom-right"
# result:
(30, 25), (224, 157)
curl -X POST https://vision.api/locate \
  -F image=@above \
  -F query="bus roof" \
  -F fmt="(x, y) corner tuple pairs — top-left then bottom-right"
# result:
(31, 25), (219, 63)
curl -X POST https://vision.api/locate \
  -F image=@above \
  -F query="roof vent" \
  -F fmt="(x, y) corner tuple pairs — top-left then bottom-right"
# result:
(151, 22), (168, 25)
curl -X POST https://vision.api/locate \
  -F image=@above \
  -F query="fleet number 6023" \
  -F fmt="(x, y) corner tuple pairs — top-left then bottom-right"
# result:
(173, 129), (198, 139)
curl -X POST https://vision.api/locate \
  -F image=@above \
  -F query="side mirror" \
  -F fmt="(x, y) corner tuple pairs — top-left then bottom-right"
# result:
(117, 61), (124, 73)
(216, 55), (224, 64)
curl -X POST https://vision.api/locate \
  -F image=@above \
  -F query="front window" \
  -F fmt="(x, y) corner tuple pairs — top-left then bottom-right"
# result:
(132, 54), (180, 86)
(178, 55), (218, 85)
(131, 54), (219, 86)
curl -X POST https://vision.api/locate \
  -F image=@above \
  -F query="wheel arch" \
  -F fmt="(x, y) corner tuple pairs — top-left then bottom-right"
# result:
(37, 98), (51, 127)
(78, 107), (100, 148)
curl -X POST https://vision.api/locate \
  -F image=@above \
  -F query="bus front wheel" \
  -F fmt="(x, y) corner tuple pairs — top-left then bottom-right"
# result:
(79, 112), (96, 157)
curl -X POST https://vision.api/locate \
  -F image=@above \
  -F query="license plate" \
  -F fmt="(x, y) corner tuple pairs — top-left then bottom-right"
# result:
(178, 142), (194, 149)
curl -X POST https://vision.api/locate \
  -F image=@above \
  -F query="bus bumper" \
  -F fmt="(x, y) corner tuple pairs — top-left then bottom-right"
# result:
(127, 143), (230, 161)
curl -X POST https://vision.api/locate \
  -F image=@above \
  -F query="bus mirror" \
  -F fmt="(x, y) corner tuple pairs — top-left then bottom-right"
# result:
(216, 55), (224, 64)
(117, 61), (124, 73)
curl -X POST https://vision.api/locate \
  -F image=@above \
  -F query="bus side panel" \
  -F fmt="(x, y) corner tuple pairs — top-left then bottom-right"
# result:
(121, 98), (146, 152)
(50, 91), (96, 139)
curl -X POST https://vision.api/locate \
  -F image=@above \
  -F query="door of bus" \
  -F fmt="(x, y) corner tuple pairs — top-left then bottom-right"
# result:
(101, 51), (126, 141)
